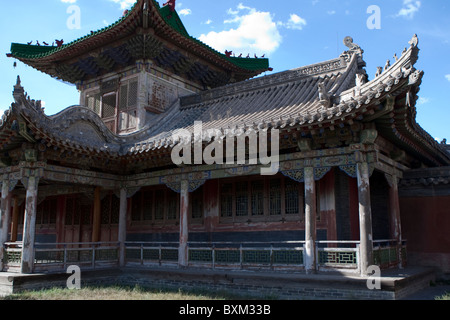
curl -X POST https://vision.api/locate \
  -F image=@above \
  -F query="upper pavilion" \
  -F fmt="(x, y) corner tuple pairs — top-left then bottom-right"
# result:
(7, 0), (270, 134)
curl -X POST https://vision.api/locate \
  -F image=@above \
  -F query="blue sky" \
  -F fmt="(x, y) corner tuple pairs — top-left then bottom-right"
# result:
(0, 0), (449, 142)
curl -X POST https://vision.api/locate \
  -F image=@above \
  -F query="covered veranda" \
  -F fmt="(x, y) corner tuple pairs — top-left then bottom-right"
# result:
(0, 143), (407, 277)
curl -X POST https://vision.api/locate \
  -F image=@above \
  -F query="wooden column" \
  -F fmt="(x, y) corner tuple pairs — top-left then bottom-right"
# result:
(304, 167), (317, 274)
(10, 196), (20, 243)
(118, 188), (127, 267)
(92, 187), (101, 243)
(21, 175), (39, 274)
(178, 180), (189, 268)
(357, 162), (374, 276)
(0, 180), (12, 270)
(386, 174), (403, 268)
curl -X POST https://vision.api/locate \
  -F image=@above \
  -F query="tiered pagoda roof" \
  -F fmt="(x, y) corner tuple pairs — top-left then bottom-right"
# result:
(8, 0), (270, 88)
(1, 35), (450, 172)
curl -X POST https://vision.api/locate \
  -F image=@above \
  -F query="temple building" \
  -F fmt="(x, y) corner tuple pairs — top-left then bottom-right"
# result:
(0, 0), (449, 280)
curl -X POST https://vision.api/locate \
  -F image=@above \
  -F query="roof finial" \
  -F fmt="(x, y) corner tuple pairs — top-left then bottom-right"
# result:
(343, 36), (361, 51)
(16, 75), (21, 86)
(163, 0), (176, 12)
(409, 34), (419, 47)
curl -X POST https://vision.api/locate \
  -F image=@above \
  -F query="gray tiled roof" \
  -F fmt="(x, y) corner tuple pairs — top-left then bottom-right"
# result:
(125, 54), (358, 154)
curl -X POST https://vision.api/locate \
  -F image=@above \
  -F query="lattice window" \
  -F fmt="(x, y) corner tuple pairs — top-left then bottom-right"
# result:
(219, 176), (303, 222)
(101, 193), (120, 225)
(86, 92), (101, 115)
(191, 186), (203, 220)
(285, 178), (300, 215)
(269, 179), (281, 216)
(65, 197), (80, 226)
(235, 182), (249, 217)
(119, 85), (128, 111)
(220, 183), (233, 218)
(118, 79), (138, 133)
(166, 191), (178, 220)
(102, 94), (117, 119)
(36, 198), (57, 227)
(128, 81), (138, 107)
(131, 187), (180, 224)
(251, 180), (264, 216)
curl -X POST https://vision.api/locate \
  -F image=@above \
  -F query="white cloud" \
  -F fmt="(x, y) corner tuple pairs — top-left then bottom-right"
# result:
(199, 5), (282, 56)
(108, 0), (136, 10)
(61, 0), (77, 3)
(178, 9), (192, 16)
(445, 74), (450, 82)
(327, 10), (336, 15)
(283, 14), (307, 30)
(396, 0), (421, 19)
(205, 19), (213, 25)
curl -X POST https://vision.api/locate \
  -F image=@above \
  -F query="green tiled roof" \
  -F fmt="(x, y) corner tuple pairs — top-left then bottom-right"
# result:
(9, 0), (269, 73)
(157, 3), (269, 71)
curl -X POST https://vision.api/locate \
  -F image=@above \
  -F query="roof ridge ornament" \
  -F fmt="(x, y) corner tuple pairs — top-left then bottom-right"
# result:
(341, 36), (366, 69)
(343, 36), (362, 52)
(163, 0), (176, 12)
(318, 82), (332, 109)
(409, 34), (419, 48)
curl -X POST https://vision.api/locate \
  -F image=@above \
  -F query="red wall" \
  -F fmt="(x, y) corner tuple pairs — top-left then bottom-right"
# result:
(400, 196), (450, 273)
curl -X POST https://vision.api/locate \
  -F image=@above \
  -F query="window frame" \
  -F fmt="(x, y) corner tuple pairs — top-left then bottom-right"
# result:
(219, 175), (304, 223)
(82, 75), (139, 134)
(130, 186), (180, 226)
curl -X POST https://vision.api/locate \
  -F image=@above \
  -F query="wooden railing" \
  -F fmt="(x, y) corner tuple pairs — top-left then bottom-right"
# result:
(124, 242), (179, 266)
(2, 239), (406, 274)
(316, 241), (360, 272)
(373, 239), (407, 269)
(33, 242), (120, 272)
(188, 241), (306, 270)
(3, 242), (23, 270)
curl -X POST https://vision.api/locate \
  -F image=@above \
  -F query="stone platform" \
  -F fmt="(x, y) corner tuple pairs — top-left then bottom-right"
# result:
(0, 266), (437, 300)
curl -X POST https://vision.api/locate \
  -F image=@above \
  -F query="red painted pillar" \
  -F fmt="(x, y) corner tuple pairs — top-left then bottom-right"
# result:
(21, 175), (39, 274)
(357, 162), (374, 276)
(179, 180), (189, 268)
(10, 196), (20, 243)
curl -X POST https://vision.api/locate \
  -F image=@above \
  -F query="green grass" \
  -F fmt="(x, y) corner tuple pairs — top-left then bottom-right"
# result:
(0, 285), (250, 301)
(435, 292), (450, 301)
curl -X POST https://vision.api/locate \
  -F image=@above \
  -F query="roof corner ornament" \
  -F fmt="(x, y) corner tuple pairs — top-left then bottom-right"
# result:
(354, 73), (367, 97)
(318, 83), (331, 109)
(341, 36), (365, 68)
(343, 36), (361, 51)
(375, 66), (383, 78)
(163, 0), (176, 12)
(13, 75), (25, 102)
(409, 34), (419, 48)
